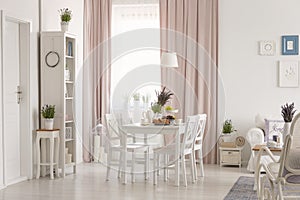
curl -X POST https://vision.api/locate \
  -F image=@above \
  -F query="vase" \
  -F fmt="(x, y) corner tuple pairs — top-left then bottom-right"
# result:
(282, 122), (291, 145)
(65, 69), (70, 81)
(153, 112), (162, 120)
(44, 118), (54, 130)
(61, 21), (69, 32)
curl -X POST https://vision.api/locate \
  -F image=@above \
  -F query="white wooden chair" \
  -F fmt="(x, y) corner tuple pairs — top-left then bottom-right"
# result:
(153, 114), (201, 186)
(105, 114), (149, 183)
(192, 114), (207, 179)
(257, 113), (300, 200)
(246, 128), (280, 172)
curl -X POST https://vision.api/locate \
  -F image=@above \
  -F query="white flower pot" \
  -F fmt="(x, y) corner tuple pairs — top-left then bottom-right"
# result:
(44, 118), (54, 130)
(61, 21), (69, 32)
(283, 122), (291, 144)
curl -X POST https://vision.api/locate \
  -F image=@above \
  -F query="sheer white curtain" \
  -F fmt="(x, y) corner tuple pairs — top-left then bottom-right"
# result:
(111, 2), (160, 122)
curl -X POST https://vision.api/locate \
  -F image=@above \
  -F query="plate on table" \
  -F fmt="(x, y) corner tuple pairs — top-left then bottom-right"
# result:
(140, 122), (150, 126)
(154, 123), (170, 126)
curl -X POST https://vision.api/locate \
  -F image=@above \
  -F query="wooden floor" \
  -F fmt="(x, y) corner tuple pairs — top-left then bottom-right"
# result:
(0, 163), (252, 200)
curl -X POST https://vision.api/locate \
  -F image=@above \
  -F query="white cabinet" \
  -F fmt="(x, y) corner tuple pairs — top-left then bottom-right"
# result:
(40, 31), (76, 176)
(219, 147), (243, 167)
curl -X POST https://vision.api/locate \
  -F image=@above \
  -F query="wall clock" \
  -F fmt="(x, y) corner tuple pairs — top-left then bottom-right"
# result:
(259, 40), (275, 56)
(45, 51), (60, 68)
(235, 136), (245, 147)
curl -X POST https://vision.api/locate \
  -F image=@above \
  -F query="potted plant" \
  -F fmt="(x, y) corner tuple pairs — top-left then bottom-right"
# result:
(132, 92), (140, 108)
(41, 104), (55, 130)
(222, 119), (236, 134)
(151, 87), (174, 122)
(156, 86), (174, 107)
(58, 8), (72, 32)
(281, 102), (296, 140)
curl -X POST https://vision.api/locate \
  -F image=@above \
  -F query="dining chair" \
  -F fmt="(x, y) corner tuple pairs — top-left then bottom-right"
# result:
(192, 114), (207, 179)
(153, 114), (201, 186)
(105, 114), (149, 183)
(257, 113), (300, 200)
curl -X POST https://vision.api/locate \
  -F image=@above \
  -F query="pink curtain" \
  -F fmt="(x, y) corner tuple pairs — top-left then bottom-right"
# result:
(160, 0), (218, 163)
(83, 0), (112, 162)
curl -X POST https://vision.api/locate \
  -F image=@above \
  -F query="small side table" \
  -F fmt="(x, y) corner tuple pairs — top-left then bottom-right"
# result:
(219, 147), (243, 168)
(36, 129), (60, 179)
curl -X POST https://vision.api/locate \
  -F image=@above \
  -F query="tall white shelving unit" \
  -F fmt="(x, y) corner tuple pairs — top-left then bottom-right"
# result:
(40, 31), (76, 176)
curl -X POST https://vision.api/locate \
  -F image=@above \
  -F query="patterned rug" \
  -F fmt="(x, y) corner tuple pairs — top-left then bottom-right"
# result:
(224, 176), (257, 200)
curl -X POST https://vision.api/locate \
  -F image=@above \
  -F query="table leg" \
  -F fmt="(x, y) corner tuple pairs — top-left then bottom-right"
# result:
(175, 131), (180, 186)
(55, 136), (60, 177)
(49, 137), (54, 180)
(36, 136), (40, 179)
(122, 133), (127, 184)
(144, 133), (149, 180)
(41, 138), (47, 177)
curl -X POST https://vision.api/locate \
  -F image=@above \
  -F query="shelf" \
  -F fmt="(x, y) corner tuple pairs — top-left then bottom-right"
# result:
(41, 31), (76, 177)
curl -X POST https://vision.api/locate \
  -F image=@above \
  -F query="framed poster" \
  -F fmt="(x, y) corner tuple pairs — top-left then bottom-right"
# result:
(264, 119), (284, 144)
(282, 35), (299, 55)
(259, 40), (275, 56)
(279, 60), (299, 87)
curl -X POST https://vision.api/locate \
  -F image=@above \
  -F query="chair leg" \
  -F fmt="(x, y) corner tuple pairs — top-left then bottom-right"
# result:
(118, 151), (122, 179)
(144, 147), (149, 180)
(163, 154), (168, 182)
(106, 149), (112, 181)
(182, 156), (187, 187)
(131, 151), (136, 183)
(198, 149), (204, 177)
(190, 154), (195, 183)
(192, 151), (197, 181)
(153, 153), (157, 185)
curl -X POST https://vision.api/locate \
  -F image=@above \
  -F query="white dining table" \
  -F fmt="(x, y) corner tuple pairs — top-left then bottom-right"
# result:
(121, 123), (182, 186)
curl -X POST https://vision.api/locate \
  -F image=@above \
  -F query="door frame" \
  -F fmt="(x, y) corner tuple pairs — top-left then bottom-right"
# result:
(0, 10), (31, 187)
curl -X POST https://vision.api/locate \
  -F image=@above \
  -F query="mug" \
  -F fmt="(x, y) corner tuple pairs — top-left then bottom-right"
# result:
(175, 119), (182, 124)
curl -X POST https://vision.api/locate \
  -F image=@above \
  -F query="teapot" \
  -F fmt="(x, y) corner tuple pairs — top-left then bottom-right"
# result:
(142, 109), (153, 123)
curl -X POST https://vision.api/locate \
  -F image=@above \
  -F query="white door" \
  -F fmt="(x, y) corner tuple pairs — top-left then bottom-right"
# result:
(3, 19), (21, 184)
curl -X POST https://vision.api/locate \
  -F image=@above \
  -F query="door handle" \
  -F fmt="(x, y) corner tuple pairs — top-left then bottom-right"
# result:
(15, 86), (22, 104)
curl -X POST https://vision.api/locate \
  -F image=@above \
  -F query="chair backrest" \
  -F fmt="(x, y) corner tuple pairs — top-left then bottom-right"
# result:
(105, 114), (122, 143)
(246, 128), (264, 148)
(194, 114), (207, 143)
(278, 113), (300, 184)
(180, 114), (201, 155)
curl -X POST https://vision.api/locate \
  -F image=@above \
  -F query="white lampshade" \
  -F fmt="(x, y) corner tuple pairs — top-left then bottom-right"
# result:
(161, 52), (178, 68)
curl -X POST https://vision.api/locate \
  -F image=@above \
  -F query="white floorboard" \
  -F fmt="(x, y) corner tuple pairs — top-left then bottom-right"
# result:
(0, 163), (253, 200)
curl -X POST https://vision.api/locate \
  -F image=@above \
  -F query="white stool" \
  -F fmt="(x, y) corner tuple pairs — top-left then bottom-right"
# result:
(36, 129), (60, 179)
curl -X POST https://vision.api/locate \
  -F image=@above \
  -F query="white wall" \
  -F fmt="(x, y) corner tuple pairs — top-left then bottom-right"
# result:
(42, 0), (84, 163)
(219, 0), (300, 163)
(0, 0), (40, 186)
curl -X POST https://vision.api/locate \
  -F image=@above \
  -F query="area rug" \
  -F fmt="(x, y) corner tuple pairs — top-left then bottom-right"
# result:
(224, 176), (257, 200)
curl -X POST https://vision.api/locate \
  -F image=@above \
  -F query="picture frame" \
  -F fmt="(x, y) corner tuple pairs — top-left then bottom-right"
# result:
(264, 119), (284, 143)
(282, 35), (299, 55)
(259, 40), (275, 56)
(279, 60), (299, 87)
